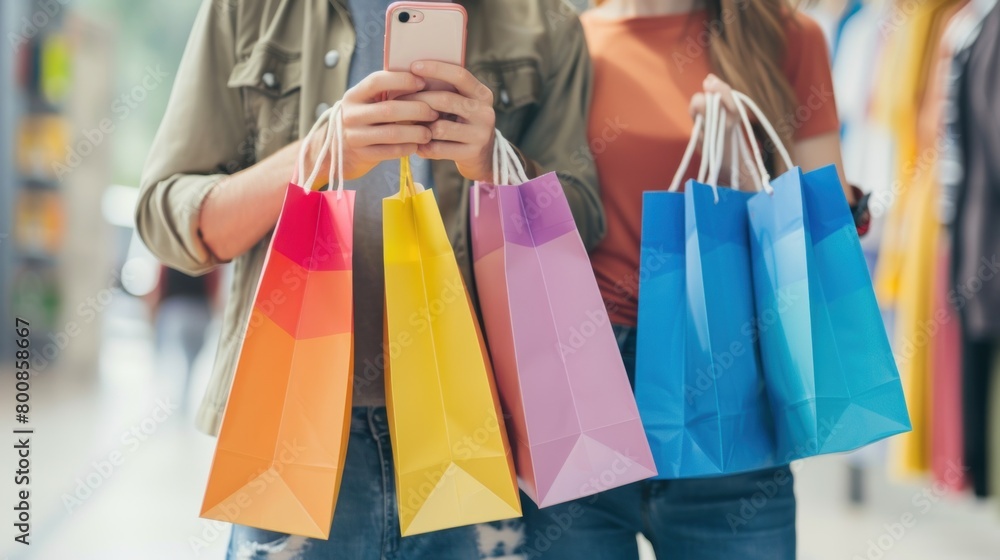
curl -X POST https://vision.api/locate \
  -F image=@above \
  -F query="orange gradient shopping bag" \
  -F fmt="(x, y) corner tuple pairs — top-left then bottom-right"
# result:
(383, 157), (520, 536)
(201, 104), (354, 539)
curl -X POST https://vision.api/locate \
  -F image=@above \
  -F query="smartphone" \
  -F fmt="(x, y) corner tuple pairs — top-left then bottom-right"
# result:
(384, 1), (467, 91)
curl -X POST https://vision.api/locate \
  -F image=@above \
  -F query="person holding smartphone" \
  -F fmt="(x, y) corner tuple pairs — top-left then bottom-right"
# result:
(519, 1), (865, 559)
(137, 0), (601, 557)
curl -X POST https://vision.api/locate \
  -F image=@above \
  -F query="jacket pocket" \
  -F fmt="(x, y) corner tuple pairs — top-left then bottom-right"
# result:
(228, 43), (302, 161)
(470, 58), (542, 142)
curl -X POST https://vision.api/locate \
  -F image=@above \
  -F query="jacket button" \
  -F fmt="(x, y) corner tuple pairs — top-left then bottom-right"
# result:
(315, 102), (331, 118)
(262, 71), (278, 89)
(324, 50), (341, 68)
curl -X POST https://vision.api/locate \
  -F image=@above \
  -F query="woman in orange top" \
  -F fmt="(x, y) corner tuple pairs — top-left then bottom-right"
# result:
(521, 1), (857, 559)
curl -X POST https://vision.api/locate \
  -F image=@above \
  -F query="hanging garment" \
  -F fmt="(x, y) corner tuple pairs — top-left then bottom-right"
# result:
(884, 0), (968, 478)
(960, 337), (994, 496)
(834, 3), (895, 255)
(953, 0), (1000, 496)
(930, 235), (968, 492)
(889, 172), (946, 477)
(926, 0), (999, 493)
(874, 0), (965, 306)
(939, 0), (998, 225)
(990, 343), (1000, 500)
(954, 0), (1000, 338)
(833, 0), (865, 58)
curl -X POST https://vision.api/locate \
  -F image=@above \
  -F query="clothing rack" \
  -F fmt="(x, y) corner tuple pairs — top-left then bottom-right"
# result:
(812, 0), (1000, 506)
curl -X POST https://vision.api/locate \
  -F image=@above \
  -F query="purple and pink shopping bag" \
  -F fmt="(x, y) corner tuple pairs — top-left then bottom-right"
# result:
(471, 131), (656, 508)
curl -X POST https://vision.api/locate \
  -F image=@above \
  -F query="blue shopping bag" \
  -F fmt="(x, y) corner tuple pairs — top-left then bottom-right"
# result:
(636, 182), (778, 479)
(747, 164), (911, 462)
(635, 181), (777, 479)
(683, 180), (778, 476)
(635, 191), (687, 476)
(636, 94), (777, 479)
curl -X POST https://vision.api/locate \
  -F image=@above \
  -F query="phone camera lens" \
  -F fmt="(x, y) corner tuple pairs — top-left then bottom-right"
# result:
(398, 11), (410, 23)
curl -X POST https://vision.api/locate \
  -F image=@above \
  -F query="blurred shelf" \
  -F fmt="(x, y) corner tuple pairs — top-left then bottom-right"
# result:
(25, 97), (63, 115)
(16, 249), (60, 265)
(18, 175), (62, 189)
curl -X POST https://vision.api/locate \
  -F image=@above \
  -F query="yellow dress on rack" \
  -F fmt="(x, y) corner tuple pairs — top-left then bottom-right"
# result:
(872, 0), (961, 306)
(889, 171), (940, 477)
(875, 0), (966, 477)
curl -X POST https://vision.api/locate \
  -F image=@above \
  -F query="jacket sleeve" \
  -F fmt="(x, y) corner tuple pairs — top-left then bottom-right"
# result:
(135, 0), (249, 276)
(513, 1), (606, 252)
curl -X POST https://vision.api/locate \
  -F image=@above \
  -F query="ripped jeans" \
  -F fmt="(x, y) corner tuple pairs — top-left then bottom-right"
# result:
(227, 407), (524, 560)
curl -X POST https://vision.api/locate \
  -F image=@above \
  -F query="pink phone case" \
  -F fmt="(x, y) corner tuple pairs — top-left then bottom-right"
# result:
(383, 2), (468, 71)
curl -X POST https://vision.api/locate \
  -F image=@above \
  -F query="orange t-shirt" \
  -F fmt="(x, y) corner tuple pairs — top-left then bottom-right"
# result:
(583, 10), (840, 326)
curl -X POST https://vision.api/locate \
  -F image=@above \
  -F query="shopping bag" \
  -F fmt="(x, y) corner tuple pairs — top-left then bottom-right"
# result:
(201, 104), (355, 538)
(635, 190), (687, 477)
(471, 133), (655, 507)
(736, 91), (911, 463)
(383, 157), (520, 536)
(636, 94), (777, 478)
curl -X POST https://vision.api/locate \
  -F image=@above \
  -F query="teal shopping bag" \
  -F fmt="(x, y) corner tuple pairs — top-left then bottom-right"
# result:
(747, 165), (910, 461)
(731, 90), (910, 462)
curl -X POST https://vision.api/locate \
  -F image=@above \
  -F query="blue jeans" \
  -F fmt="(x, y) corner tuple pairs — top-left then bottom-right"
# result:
(520, 325), (796, 560)
(226, 407), (524, 559)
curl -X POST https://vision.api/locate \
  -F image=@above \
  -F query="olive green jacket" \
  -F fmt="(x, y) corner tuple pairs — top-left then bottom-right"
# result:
(137, 0), (602, 436)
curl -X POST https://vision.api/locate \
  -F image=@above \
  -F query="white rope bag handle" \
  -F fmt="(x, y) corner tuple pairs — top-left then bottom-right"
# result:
(671, 93), (735, 203)
(731, 91), (793, 194)
(294, 100), (347, 198)
(473, 128), (530, 216)
(668, 91), (763, 200)
(669, 92), (721, 193)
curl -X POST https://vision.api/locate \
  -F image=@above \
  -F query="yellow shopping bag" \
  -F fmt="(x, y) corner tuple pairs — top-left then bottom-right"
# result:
(382, 158), (521, 536)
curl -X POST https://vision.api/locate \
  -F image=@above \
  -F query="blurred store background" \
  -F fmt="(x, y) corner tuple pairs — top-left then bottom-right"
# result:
(1, 0), (999, 558)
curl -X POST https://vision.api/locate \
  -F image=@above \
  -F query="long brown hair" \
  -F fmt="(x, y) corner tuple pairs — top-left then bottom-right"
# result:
(703, 0), (798, 173)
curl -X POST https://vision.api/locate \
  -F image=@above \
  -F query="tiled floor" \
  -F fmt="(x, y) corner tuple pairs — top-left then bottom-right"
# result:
(2, 296), (999, 559)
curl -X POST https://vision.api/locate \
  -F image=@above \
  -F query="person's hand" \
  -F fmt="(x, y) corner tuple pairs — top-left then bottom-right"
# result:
(302, 70), (438, 183)
(689, 73), (739, 130)
(688, 73), (747, 179)
(396, 61), (497, 182)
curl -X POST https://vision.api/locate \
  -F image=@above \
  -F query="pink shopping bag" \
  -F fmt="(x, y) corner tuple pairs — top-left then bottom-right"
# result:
(470, 133), (656, 508)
